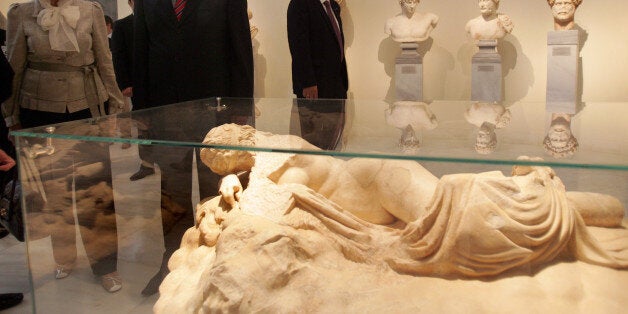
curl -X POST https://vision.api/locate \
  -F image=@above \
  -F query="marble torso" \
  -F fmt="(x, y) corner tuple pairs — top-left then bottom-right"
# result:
(466, 14), (513, 40)
(386, 12), (438, 43)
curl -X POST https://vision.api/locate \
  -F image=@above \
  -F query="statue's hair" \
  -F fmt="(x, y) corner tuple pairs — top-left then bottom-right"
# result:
(547, 0), (582, 7)
(399, 0), (420, 6)
(200, 124), (256, 175)
(543, 134), (579, 158)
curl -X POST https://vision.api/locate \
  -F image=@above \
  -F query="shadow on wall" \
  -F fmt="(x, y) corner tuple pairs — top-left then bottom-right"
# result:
(501, 35), (534, 107)
(253, 39), (267, 98)
(455, 35), (534, 105)
(339, 1), (354, 48)
(423, 39), (455, 101)
(378, 37), (399, 104)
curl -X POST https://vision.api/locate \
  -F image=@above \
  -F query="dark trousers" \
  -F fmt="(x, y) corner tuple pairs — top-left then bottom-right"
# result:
(20, 108), (118, 276)
(293, 97), (346, 150)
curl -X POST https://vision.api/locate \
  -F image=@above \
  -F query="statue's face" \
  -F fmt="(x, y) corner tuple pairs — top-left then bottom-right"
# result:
(478, 0), (497, 16)
(552, 0), (576, 23)
(547, 122), (572, 148)
(401, 0), (419, 15)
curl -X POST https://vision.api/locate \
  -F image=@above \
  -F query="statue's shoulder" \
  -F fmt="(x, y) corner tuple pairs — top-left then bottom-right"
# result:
(497, 14), (514, 33)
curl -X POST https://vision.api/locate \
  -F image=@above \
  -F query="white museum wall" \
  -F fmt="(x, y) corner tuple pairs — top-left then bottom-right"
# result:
(2, 0), (627, 102)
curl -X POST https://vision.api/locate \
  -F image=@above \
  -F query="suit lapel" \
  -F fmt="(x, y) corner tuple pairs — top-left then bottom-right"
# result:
(158, 0), (178, 26)
(315, 0), (336, 38)
(178, 0), (199, 25)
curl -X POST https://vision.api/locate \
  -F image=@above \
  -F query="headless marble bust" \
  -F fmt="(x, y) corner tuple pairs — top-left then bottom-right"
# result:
(465, 0), (513, 40)
(385, 0), (439, 43)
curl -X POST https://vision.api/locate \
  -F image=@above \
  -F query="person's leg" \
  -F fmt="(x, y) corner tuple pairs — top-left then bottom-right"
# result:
(72, 142), (120, 291)
(130, 116), (156, 181)
(295, 98), (346, 150)
(0, 293), (23, 311)
(142, 145), (195, 296)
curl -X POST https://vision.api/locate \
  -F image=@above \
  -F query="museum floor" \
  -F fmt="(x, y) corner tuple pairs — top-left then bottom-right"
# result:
(0, 142), (202, 313)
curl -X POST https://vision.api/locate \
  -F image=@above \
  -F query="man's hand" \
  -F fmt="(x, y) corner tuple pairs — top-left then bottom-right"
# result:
(219, 174), (243, 208)
(302, 85), (318, 99)
(122, 87), (133, 98)
(0, 149), (16, 172)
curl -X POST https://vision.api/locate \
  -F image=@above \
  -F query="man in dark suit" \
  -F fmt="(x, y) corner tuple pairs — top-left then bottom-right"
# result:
(133, 0), (254, 296)
(111, 0), (135, 103)
(287, 0), (348, 150)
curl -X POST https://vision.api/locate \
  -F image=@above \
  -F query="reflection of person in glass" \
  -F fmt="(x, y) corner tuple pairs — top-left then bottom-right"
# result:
(385, 0), (439, 43)
(2, 0), (126, 293)
(465, 0), (513, 40)
(543, 113), (578, 158)
(548, 0), (582, 31)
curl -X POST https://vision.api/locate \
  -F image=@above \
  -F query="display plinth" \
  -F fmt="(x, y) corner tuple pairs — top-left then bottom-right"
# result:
(546, 30), (580, 114)
(471, 39), (502, 103)
(395, 42), (423, 101)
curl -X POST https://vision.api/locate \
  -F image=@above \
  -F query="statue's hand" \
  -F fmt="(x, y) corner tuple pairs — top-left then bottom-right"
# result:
(219, 174), (243, 207)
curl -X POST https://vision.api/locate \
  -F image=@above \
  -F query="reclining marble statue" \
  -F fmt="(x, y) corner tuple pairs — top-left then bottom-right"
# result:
(155, 124), (626, 312)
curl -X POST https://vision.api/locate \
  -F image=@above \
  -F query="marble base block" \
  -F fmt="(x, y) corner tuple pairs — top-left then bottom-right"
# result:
(546, 30), (579, 114)
(471, 40), (502, 103)
(395, 43), (423, 101)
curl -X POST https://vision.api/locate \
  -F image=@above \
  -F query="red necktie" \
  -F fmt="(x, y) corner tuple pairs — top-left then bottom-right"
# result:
(323, 1), (344, 60)
(174, 0), (187, 21)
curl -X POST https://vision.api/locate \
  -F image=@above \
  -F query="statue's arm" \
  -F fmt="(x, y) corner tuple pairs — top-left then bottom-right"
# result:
(430, 13), (439, 27)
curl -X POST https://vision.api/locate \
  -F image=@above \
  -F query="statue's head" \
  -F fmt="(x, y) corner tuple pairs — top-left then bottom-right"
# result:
(543, 117), (579, 158)
(548, 0), (582, 26)
(200, 124), (256, 175)
(475, 122), (497, 154)
(479, 0), (499, 16)
(400, 0), (420, 15)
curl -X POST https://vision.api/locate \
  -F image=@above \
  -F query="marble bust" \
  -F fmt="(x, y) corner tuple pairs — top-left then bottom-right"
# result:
(544, 113), (579, 158)
(385, 0), (439, 43)
(548, 0), (582, 31)
(385, 101), (438, 152)
(465, 0), (514, 40)
(465, 102), (511, 154)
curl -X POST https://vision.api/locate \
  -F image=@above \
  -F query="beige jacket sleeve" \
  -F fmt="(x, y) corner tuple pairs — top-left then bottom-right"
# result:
(90, 2), (127, 114)
(2, 4), (27, 127)
(0, 11), (6, 30)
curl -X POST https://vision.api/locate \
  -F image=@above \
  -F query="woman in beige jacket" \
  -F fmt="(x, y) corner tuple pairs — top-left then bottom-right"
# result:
(2, 0), (128, 293)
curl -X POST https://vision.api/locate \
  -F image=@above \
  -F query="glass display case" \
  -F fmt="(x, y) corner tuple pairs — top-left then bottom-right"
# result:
(12, 98), (628, 313)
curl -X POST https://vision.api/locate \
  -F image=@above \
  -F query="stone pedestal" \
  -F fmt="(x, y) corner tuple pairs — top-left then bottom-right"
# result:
(546, 30), (580, 114)
(471, 40), (502, 103)
(395, 43), (423, 101)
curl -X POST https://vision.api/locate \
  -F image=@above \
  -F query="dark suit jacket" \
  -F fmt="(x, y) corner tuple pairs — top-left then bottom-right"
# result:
(287, 0), (348, 99)
(133, 0), (254, 110)
(1, 52), (15, 158)
(111, 14), (134, 91)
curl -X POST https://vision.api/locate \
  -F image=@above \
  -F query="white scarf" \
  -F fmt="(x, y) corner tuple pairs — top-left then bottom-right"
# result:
(36, 0), (80, 52)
